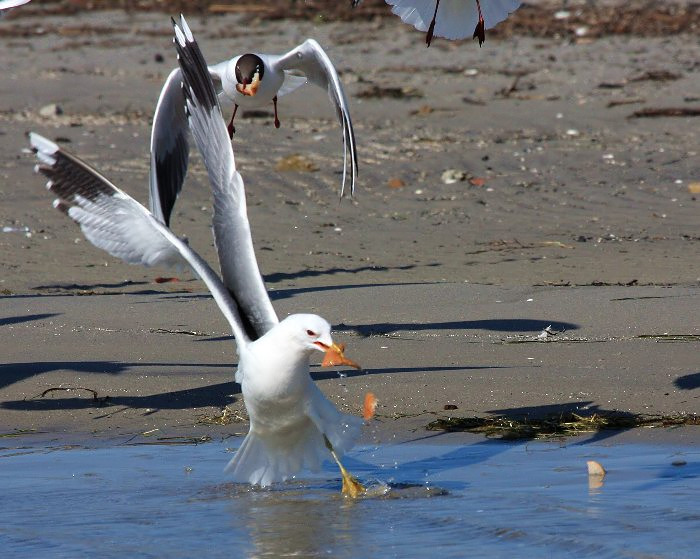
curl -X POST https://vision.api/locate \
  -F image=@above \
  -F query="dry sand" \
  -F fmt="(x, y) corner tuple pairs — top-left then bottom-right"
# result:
(0, 4), (699, 444)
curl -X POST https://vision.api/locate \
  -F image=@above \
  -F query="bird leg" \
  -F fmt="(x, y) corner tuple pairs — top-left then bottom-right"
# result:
(227, 103), (239, 139)
(473, 0), (486, 46)
(426, 0), (440, 47)
(324, 435), (364, 498)
(272, 95), (280, 129)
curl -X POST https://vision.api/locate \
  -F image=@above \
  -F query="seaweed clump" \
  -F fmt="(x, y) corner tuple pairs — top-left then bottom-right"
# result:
(427, 412), (700, 440)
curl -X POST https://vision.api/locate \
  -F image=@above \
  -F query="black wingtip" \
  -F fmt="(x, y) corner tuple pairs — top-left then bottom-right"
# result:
(172, 18), (218, 113)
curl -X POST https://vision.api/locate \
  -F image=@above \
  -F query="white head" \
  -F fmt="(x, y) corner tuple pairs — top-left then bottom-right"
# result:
(278, 313), (334, 355)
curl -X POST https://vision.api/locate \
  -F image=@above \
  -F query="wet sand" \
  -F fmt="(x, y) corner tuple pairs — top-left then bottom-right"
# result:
(0, 6), (699, 444)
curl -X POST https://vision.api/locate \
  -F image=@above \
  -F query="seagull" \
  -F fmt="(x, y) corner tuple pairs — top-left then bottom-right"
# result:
(150, 28), (358, 228)
(29, 15), (366, 498)
(352, 0), (522, 47)
(0, 0), (31, 11)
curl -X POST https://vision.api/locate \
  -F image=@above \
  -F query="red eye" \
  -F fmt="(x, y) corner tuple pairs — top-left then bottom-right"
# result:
(306, 330), (316, 337)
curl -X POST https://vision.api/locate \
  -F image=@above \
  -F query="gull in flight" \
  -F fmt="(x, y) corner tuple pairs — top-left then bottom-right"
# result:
(29, 15), (366, 497)
(0, 0), (31, 11)
(150, 25), (358, 227)
(353, 0), (522, 47)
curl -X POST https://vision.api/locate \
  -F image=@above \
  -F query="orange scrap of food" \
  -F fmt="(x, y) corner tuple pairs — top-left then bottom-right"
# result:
(321, 342), (361, 370)
(154, 277), (179, 283)
(235, 71), (261, 96)
(363, 392), (378, 421)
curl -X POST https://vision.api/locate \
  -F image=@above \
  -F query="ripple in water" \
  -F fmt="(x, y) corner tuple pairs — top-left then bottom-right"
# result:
(0, 438), (698, 558)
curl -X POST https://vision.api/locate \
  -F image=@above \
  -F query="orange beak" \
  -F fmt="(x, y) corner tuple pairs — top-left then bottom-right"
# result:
(318, 341), (361, 370)
(235, 71), (261, 96)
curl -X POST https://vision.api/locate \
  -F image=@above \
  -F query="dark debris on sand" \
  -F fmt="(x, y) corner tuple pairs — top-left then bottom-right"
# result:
(427, 412), (700, 440)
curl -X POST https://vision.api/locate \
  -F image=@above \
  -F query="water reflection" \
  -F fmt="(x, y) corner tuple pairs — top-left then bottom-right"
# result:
(234, 487), (354, 557)
(0, 439), (698, 558)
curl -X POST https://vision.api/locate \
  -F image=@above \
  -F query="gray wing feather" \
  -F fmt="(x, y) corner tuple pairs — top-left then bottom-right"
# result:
(30, 132), (252, 347)
(273, 39), (358, 198)
(174, 16), (279, 340)
(149, 67), (189, 226)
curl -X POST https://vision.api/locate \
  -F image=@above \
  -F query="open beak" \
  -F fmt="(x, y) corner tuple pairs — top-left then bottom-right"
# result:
(235, 71), (261, 97)
(316, 341), (361, 370)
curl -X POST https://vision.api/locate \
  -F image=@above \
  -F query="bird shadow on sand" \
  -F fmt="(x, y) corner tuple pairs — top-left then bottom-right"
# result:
(262, 263), (441, 284)
(269, 282), (439, 302)
(310, 364), (513, 381)
(196, 316), (580, 343)
(335, 318), (579, 337)
(148, 280), (448, 305)
(0, 359), (510, 414)
(0, 288), (193, 300)
(32, 280), (151, 291)
(0, 360), (231, 392)
(0, 381), (236, 413)
(0, 312), (60, 327)
(674, 372), (700, 390)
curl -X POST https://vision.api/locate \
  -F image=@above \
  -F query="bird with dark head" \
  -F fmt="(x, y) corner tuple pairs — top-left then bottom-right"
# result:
(234, 53), (264, 97)
(148, 28), (358, 231)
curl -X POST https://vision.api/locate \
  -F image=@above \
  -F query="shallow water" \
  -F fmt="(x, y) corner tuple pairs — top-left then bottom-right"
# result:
(0, 436), (698, 558)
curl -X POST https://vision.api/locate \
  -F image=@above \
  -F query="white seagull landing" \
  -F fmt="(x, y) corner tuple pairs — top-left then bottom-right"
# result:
(29, 15), (366, 497)
(353, 0), (521, 47)
(150, 28), (358, 228)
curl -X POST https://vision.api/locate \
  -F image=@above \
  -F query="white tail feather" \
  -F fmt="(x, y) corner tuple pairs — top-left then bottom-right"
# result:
(225, 407), (362, 487)
(225, 422), (325, 487)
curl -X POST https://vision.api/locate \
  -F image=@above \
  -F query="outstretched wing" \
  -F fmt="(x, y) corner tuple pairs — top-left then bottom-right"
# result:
(385, 0), (521, 39)
(173, 15), (279, 340)
(277, 72), (308, 98)
(272, 39), (358, 198)
(30, 132), (252, 347)
(0, 0), (31, 10)
(149, 67), (189, 226)
(149, 63), (225, 226)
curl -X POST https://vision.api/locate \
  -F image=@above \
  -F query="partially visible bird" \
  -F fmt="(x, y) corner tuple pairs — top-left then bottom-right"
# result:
(0, 0), (31, 11)
(150, 30), (358, 228)
(353, 0), (522, 47)
(28, 15), (366, 497)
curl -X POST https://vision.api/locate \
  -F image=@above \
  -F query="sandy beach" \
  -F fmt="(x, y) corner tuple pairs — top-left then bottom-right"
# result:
(1, 2), (699, 444)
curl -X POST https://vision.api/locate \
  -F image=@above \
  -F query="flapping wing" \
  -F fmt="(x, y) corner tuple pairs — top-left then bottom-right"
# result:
(277, 72), (308, 98)
(273, 39), (358, 198)
(385, 0), (521, 39)
(149, 63), (225, 227)
(30, 132), (252, 347)
(173, 15), (279, 340)
(0, 0), (31, 10)
(479, 0), (522, 30)
(149, 67), (189, 226)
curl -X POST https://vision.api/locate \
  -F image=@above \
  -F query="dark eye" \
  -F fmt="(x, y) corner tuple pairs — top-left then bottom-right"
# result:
(306, 330), (316, 337)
